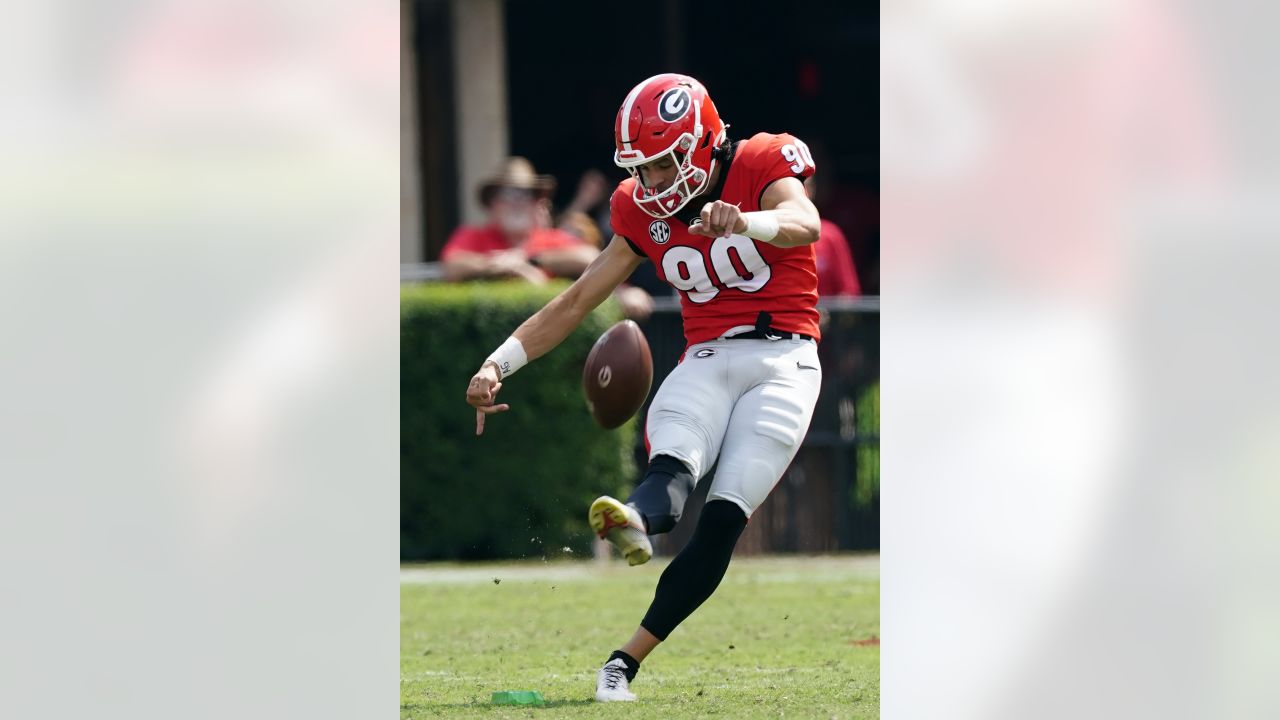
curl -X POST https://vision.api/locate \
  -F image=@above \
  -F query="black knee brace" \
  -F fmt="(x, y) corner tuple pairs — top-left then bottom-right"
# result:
(626, 454), (696, 534)
(639, 500), (748, 641)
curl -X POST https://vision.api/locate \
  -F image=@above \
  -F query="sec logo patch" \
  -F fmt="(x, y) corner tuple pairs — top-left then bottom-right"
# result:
(648, 220), (671, 245)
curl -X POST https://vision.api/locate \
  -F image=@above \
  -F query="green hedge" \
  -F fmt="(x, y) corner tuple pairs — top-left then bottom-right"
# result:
(853, 381), (880, 509)
(401, 281), (637, 560)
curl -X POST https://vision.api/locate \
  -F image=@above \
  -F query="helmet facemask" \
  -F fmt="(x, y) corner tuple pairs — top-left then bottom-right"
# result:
(619, 134), (714, 219)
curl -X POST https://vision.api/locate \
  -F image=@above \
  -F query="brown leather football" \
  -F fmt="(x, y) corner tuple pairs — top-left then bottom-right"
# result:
(582, 320), (654, 429)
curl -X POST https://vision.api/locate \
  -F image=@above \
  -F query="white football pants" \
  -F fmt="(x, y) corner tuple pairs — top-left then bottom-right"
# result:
(645, 336), (822, 517)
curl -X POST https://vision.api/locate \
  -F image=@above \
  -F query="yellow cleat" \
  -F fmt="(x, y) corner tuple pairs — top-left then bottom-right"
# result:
(588, 496), (652, 566)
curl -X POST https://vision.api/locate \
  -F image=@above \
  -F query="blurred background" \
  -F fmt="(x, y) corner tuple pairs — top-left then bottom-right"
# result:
(399, 0), (881, 561)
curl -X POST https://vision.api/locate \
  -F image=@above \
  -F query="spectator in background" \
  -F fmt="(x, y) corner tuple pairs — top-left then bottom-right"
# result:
(557, 169), (609, 248)
(558, 167), (657, 320)
(442, 158), (654, 319)
(805, 175), (861, 297)
(441, 157), (598, 284)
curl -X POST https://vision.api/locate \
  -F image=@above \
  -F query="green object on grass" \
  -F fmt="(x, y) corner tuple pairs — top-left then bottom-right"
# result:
(491, 690), (545, 706)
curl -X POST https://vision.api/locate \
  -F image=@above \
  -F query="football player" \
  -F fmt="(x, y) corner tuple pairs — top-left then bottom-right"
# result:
(465, 73), (824, 702)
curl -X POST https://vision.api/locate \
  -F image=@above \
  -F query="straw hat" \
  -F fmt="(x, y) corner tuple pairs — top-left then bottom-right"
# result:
(478, 157), (557, 207)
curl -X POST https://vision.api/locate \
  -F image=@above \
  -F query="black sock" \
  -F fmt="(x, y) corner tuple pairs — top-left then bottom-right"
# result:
(639, 500), (747, 640)
(626, 454), (696, 534)
(607, 650), (640, 681)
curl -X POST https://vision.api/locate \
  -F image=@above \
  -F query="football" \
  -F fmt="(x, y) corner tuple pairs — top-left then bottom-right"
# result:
(582, 319), (654, 429)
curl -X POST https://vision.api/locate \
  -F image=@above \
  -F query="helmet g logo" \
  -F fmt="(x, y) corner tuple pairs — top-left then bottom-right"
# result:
(648, 220), (671, 245)
(658, 88), (691, 122)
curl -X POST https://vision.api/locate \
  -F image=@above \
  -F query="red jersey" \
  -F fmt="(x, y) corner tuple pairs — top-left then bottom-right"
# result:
(440, 224), (584, 262)
(610, 132), (820, 346)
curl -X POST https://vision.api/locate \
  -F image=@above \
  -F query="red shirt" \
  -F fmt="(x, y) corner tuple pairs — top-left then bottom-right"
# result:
(815, 219), (861, 297)
(610, 132), (821, 347)
(440, 224), (584, 262)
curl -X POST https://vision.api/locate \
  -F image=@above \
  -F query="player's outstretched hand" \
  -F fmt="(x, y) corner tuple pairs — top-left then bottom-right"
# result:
(690, 200), (746, 238)
(466, 362), (510, 435)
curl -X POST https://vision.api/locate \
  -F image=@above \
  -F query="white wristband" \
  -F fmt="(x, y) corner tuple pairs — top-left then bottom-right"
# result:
(741, 212), (780, 242)
(484, 336), (528, 379)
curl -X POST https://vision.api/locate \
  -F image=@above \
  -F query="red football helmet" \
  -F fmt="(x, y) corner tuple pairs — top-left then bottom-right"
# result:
(613, 73), (728, 219)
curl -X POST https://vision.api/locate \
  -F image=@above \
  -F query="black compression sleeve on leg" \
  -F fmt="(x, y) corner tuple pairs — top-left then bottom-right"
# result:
(639, 500), (748, 641)
(626, 454), (696, 534)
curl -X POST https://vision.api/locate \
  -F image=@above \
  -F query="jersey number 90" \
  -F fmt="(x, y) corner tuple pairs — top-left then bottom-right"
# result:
(662, 235), (772, 303)
(781, 139), (815, 174)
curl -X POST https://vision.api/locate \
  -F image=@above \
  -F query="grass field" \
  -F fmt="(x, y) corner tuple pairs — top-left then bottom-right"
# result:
(401, 554), (879, 718)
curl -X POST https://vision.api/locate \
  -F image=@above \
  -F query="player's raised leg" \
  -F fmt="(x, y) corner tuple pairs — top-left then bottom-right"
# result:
(625, 454), (696, 535)
(589, 452), (699, 565)
(590, 343), (731, 565)
(589, 453), (696, 566)
(588, 495), (651, 566)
